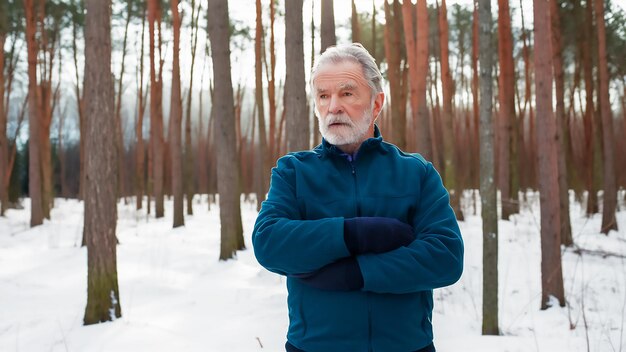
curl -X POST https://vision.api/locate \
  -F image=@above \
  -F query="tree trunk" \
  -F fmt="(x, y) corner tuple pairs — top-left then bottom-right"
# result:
(58, 96), (66, 198)
(149, 0), (164, 218)
(351, 0), (360, 43)
(147, 117), (153, 215)
(268, 0), (277, 163)
(582, 0), (597, 215)
(403, 0), (417, 150)
(594, 0), (618, 234)
(534, 0), (565, 310)
(3, 30), (21, 210)
(6, 97), (27, 204)
(471, 0), (480, 194)
(83, 0), (121, 325)
(320, 0), (336, 52)
(185, 0), (201, 216)
(415, 0), (431, 158)
(403, 0), (432, 159)
(384, 0), (407, 150)
(255, 0), (269, 211)
(169, 0), (184, 228)
(550, 0), (573, 246)
(519, 0), (535, 191)
(0, 0), (14, 213)
(319, 0), (335, 149)
(496, 0), (517, 220)
(431, 47), (443, 171)
(0, 32), (7, 215)
(197, 54), (209, 196)
(371, 0), (376, 61)
(285, 0), (309, 152)
(207, 87), (216, 199)
(310, 0), (320, 147)
(114, 0), (132, 203)
(136, 3), (147, 210)
(24, 0), (43, 227)
(71, 0), (86, 201)
(438, 0), (463, 220)
(208, 0), (245, 260)
(478, 0), (499, 336)
(38, 5), (59, 221)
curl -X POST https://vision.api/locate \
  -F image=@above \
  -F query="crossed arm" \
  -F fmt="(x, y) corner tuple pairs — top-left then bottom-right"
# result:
(252, 156), (464, 294)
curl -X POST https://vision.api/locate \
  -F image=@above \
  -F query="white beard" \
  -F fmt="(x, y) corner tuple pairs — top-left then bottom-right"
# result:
(318, 107), (373, 147)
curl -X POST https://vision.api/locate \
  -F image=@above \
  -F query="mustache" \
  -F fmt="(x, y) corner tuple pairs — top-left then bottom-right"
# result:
(325, 114), (354, 126)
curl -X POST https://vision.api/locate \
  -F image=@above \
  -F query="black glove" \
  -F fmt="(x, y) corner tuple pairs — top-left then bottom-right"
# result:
(295, 257), (363, 291)
(344, 217), (415, 255)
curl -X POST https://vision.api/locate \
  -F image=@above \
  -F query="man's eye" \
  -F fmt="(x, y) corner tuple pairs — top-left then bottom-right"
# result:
(319, 94), (328, 99)
(343, 92), (353, 97)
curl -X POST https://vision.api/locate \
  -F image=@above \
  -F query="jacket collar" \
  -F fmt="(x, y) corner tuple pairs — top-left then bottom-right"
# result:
(319, 124), (386, 159)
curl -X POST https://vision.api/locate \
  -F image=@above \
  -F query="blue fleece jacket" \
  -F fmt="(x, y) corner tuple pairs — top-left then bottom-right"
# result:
(252, 126), (464, 352)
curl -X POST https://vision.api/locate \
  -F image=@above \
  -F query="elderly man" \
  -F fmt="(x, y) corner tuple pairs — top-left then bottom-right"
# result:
(252, 43), (463, 352)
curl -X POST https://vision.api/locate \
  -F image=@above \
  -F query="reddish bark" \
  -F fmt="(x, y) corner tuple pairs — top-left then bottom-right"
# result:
(255, 0), (269, 211)
(351, 0), (360, 43)
(135, 4), (147, 210)
(268, 0), (277, 163)
(169, 0), (184, 227)
(594, 0), (618, 234)
(497, 0), (516, 219)
(438, 0), (463, 220)
(402, 0), (431, 158)
(384, 0), (407, 149)
(24, 0), (43, 226)
(320, 0), (336, 51)
(36, 0), (62, 219)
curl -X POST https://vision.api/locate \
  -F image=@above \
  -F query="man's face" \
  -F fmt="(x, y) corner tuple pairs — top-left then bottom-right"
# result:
(313, 61), (382, 147)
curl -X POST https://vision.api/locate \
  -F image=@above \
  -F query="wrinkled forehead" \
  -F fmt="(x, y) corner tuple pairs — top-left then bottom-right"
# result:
(312, 61), (369, 92)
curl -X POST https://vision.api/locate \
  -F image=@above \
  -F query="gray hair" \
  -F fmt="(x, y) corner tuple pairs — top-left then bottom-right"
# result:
(311, 43), (383, 97)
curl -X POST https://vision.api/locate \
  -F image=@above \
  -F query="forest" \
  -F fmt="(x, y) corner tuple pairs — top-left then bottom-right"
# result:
(1, 0), (626, 347)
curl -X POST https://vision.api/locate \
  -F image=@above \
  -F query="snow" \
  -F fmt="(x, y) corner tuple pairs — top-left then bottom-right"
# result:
(1, 193), (625, 351)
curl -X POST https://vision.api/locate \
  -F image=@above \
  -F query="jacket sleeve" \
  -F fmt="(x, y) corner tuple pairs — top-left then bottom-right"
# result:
(356, 162), (464, 294)
(252, 155), (351, 276)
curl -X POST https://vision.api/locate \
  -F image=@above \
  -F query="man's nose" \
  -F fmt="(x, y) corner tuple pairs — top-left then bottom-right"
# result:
(328, 95), (343, 114)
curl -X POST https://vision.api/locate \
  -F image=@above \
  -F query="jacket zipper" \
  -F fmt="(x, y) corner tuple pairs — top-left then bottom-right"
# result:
(349, 160), (361, 217)
(348, 158), (371, 349)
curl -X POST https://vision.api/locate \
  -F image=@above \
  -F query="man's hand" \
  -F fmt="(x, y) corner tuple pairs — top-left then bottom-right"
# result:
(294, 257), (363, 291)
(344, 217), (415, 255)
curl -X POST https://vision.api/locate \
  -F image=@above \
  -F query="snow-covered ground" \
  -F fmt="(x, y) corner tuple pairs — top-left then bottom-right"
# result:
(0, 193), (625, 352)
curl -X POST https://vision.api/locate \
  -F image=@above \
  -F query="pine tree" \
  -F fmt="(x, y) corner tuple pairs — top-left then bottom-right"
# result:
(23, 0), (43, 227)
(595, 0), (618, 234)
(478, 0), (499, 336)
(169, 0), (184, 227)
(83, 0), (121, 325)
(285, 0), (309, 152)
(534, 0), (566, 310)
(207, 0), (245, 260)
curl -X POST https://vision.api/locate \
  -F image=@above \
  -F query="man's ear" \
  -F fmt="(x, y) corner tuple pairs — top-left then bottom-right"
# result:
(372, 92), (385, 121)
